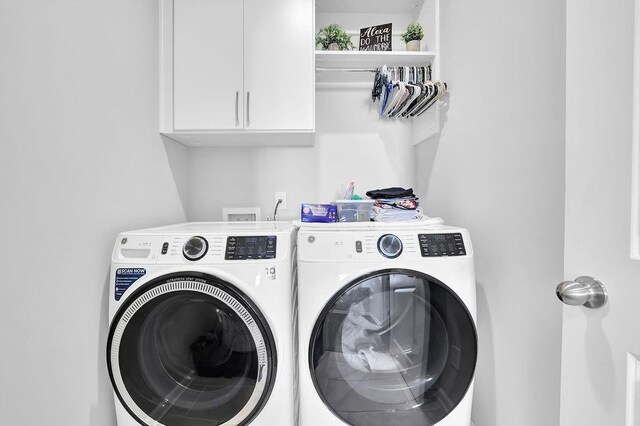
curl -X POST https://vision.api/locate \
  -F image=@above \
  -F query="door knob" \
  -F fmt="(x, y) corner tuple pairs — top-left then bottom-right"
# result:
(556, 276), (608, 309)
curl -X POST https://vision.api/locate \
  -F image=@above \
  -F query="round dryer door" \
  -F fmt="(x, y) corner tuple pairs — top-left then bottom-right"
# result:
(309, 269), (477, 426)
(107, 272), (276, 426)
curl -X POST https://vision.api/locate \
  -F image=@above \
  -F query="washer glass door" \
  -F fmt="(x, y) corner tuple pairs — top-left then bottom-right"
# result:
(310, 269), (477, 426)
(107, 274), (276, 426)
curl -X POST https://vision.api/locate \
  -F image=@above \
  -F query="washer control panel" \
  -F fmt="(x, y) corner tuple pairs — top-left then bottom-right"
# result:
(418, 233), (466, 257)
(225, 236), (277, 260)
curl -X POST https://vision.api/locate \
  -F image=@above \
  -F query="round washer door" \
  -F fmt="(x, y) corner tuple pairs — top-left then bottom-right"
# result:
(309, 269), (477, 426)
(107, 273), (277, 426)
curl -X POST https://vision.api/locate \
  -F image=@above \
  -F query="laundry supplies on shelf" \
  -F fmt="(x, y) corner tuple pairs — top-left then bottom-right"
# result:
(366, 187), (424, 222)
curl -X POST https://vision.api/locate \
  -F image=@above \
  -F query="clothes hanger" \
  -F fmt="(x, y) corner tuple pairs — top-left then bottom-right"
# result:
(384, 67), (406, 116)
(373, 64), (446, 118)
(377, 66), (390, 114)
(392, 67), (413, 116)
(412, 81), (447, 117)
(394, 67), (422, 117)
(381, 66), (400, 116)
(400, 66), (427, 116)
(404, 67), (435, 116)
(371, 68), (382, 102)
(408, 82), (437, 117)
(387, 67), (410, 116)
(415, 81), (448, 116)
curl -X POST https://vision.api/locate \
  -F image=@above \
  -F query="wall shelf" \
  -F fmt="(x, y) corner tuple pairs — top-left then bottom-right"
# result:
(316, 0), (422, 14)
(316, 50), (436, 70)
(314, 0), (441, 145)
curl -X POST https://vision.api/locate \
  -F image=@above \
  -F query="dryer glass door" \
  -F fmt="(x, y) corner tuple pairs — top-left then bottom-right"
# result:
(107, 274), (276, 426)
(310, 269), (477, 426)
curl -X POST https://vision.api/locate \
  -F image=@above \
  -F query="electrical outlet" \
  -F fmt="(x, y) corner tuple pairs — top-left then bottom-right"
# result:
(275, 192), (287, 210)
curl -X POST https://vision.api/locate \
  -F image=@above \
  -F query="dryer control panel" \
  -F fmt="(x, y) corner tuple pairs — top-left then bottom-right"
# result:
(298, 227), (473, 263)
(419, 233), (466, 257)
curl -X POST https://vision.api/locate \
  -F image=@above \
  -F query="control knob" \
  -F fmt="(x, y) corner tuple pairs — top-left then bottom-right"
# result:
(377, 234), (403, 259)
(183, 236), (208, 261)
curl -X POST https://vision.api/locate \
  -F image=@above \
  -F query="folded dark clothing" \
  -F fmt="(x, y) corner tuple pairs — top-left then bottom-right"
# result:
(366, 187), (415, 199)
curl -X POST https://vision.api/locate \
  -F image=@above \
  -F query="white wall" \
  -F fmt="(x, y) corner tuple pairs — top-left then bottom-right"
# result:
(0, 1), (569, 424)
(188, 84), (415, 221)
(0, 1), (187, 424)
(415, 1), (567, 425)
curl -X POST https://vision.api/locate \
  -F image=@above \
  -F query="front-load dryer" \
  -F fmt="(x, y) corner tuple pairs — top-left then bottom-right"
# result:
(107, 222), (297, 426)
(296, 222), (477, 426)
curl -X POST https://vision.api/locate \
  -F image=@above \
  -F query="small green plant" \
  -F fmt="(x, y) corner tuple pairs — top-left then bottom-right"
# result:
(401, 23), (424, 43)
(316, 24), (354, 50)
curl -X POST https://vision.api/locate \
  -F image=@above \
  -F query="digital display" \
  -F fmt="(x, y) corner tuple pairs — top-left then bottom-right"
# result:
(418, 233), (466, 257)
(225, 236), (277, 260)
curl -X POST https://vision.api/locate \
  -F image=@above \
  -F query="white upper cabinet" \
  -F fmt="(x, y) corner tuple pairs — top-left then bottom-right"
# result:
(243, 0), (314, 130)
(161, 0), (315, 147)
(173, 0), (244, 130)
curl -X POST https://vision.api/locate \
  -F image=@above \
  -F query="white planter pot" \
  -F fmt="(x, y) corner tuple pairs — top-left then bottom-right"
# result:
(328, 43), (340, 51)
(406, 40), (421, 51)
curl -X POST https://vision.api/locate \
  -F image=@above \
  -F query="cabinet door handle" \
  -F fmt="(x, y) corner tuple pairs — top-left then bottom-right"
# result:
(235, 91), (240, 127)
(246, 91), (251, 127)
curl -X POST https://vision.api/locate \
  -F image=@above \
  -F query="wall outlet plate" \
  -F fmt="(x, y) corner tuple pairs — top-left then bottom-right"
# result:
(222, 207), (261, 222)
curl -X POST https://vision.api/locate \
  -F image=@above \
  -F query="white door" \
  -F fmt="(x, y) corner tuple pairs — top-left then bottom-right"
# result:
(560, 0), (640, 424)
(243, 0), (314, 131)
(174, 0), (244, 130)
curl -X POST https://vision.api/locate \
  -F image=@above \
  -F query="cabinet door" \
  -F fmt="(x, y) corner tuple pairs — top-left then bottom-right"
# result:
(174, 0), (244, 130)
(243, 0), (314, 131)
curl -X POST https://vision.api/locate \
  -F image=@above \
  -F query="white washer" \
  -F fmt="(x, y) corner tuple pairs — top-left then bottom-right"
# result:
(107, 222), (297, 426)
(297, 222), (477, 426)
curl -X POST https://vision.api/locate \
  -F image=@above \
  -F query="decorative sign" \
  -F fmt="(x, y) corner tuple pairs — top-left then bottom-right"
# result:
(359, 23), (392, 51)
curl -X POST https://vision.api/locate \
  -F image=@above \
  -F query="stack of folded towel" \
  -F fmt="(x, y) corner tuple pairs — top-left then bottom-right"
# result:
(366, 187), (424, 222)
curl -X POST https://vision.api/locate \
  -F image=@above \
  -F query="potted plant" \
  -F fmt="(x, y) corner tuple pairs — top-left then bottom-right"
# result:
(316, 24), (354, 51)
(401, 23), (424, 51)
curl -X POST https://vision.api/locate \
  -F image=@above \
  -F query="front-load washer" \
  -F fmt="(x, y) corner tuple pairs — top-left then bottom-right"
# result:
(107, 222), (297, 426)
(296, 222), (477, 426)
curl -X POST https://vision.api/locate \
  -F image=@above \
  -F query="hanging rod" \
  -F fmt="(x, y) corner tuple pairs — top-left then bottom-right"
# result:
(315, 67), (377, 73)
(315, 65), (432, 74)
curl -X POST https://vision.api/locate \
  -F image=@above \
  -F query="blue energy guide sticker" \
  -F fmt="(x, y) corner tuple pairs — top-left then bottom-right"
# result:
(115, 268), (146, 301)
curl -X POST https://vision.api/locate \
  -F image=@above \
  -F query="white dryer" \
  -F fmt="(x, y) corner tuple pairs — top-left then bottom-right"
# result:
(296, 222), (477, 426)
(107, 222), (297, 426)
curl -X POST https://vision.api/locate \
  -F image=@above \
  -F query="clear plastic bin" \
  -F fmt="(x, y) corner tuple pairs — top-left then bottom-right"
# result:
(335, 200), (375, 222)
